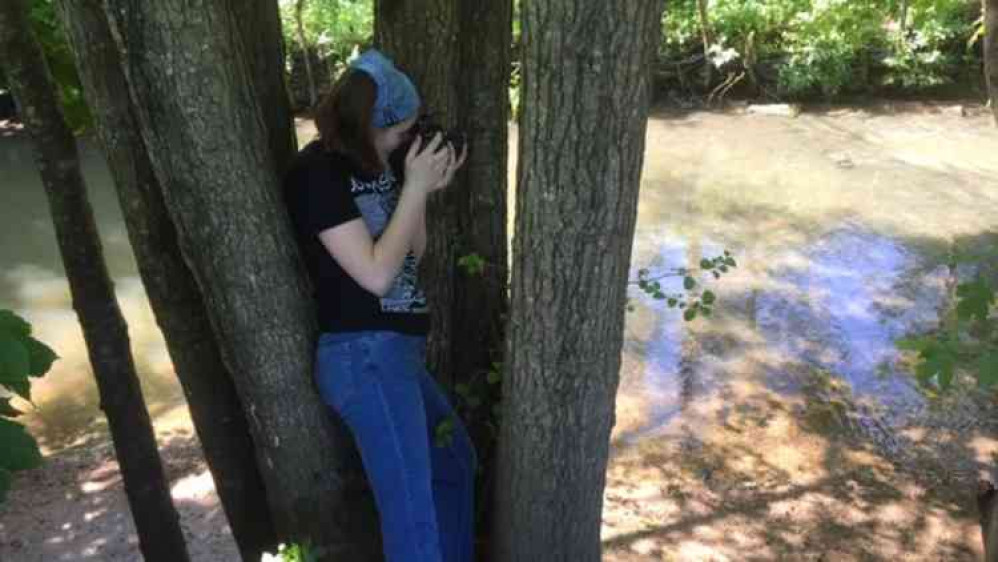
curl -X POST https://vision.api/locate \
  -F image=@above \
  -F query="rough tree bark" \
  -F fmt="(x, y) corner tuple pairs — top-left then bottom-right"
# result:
(453, 0), (512, 398)
(100, 1), (379, 557)
(0, 0), (189, 560)
(493, 0), (665, 560)
(986, 0), (998, 125)
(375, 0), (463, 385)
(55, 1), (277, 558)
(375, 0), (511, 389)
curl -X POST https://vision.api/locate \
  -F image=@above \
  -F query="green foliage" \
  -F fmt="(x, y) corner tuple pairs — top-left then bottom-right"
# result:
(457, 253), (487, 277)
(261, 542), (324, 562)
(0, 310), (57, 502)
(634, 250), (738, 322)
(278, 0), (374, 68)
(661, 0), (983, 100)
(898, 277), (997, 392)
(25, 0), (91, 130)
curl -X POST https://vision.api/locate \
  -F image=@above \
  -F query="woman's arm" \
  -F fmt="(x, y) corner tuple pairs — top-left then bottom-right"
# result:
(413, 206), (427, 260)
(317, 135), (455, 296)
(411, 144), (464, 262)
(318, 180), (428, 297)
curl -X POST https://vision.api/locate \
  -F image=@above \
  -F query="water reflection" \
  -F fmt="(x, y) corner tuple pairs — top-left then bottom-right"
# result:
(1, 134), (180, 452)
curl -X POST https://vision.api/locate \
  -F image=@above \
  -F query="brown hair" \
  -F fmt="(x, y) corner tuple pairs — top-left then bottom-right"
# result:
(315, 69), (383, 175)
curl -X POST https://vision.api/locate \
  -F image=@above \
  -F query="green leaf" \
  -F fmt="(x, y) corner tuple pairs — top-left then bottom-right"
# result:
(702, 306), (713, 317)
(487, 370), (501, 385)
(455, 383), (471, 399)
(0, 338), (31, 400)
(702, 291), (717, 305)
(434, 417), (455, 448)
(712, 271), (721, 280)
(0, 398), (21, 418)
(457, 254), (486, 277)
(915, 349), (956, 390)
(683, 309), (697, 322)
(0, 417), (42, 471)
(684, 276), (696, 291)
(667, 298), (678, 307)
(896, 337), (930, 352)
(977, 352), (998, 388)
(25, 337), (57, 378)
(467, 396), (482, 409)
(700, 259), (714, 270)
(726, 257), (738, 268)
(0, 311), (30, 338)
(719, 265), (729, 273)
(956, 281), (995, 323)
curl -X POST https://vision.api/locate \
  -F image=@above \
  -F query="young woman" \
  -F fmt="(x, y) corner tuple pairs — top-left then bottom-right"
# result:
(283, 49), (475, 562)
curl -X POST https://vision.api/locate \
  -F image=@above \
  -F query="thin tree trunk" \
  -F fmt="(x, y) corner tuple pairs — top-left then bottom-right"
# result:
(697, 0), (713, 89)
(295, 0), (318, 110)
(986, 0), (998, 126)
(101, 1), (380, 557)
(231, 0), (299, 178)
(55, 2), (277, 559)
(900, 0), (910, 35)
(455, 0), (513, 550)
(453, 0), (512, 396)
(0, 1), (189, 561)
(493, 0), (664, 560)
(979, 480), (998, 561)
(375, 0), (462, 385)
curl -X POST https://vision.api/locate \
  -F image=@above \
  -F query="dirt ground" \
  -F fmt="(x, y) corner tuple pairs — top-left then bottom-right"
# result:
(2, 101), (997, 561)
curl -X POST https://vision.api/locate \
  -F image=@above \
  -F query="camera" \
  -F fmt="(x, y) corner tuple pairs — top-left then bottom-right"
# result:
(388, 114), (467, 176)
(407, 114), (467, 156)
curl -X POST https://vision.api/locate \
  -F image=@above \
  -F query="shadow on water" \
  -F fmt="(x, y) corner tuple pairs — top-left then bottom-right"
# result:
(606, 224), (997, 560)
(608, 195), (997, 560)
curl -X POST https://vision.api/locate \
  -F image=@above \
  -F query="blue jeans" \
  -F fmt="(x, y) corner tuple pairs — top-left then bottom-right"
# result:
(315, 331), (476, 562)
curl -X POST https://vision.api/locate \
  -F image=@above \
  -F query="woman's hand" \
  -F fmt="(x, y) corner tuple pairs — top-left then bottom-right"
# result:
(403, 133), (450, 195)
(432, 142), (468, 192)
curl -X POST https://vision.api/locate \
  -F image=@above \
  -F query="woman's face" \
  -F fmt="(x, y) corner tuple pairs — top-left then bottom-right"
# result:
(372, 113), (420, 156)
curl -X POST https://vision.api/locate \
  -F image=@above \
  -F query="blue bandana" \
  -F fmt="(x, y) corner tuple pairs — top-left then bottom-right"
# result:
(350, 49), (421, 129)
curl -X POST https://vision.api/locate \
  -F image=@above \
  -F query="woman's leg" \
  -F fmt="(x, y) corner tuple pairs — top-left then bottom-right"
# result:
(415, 361), (477, 562)
(315, 332), (443, 562)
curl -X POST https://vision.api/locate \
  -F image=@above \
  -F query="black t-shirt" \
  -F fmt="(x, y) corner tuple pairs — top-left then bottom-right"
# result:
(283, 140), (429, 335)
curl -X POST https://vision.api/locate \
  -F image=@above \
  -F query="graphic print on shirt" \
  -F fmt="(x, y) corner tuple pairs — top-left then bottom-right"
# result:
(350, 172), (428, 314)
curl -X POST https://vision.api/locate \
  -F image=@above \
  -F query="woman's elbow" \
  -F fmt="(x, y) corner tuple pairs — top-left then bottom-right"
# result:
(360, 272), (394, 298)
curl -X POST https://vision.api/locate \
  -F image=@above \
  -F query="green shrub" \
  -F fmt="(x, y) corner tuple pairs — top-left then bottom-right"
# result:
(0, 310), (57, 502)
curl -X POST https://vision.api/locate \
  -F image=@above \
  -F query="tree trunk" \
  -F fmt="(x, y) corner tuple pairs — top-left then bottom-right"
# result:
(100, 1), (380, 557)
(55, 2), (277, 559)
(454, 0), (513, 550)
(375, 0), (462, 385)
(295, 0), (318, 110)
(493, 0), (664, 560)
(231, 0), (299, 178)
(0, 1), (189, 561)
(453, 0), (512, 396)
(697, 0), (714, 89)
(986, 0), (998, 126)
(979, 480), (998, 561)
